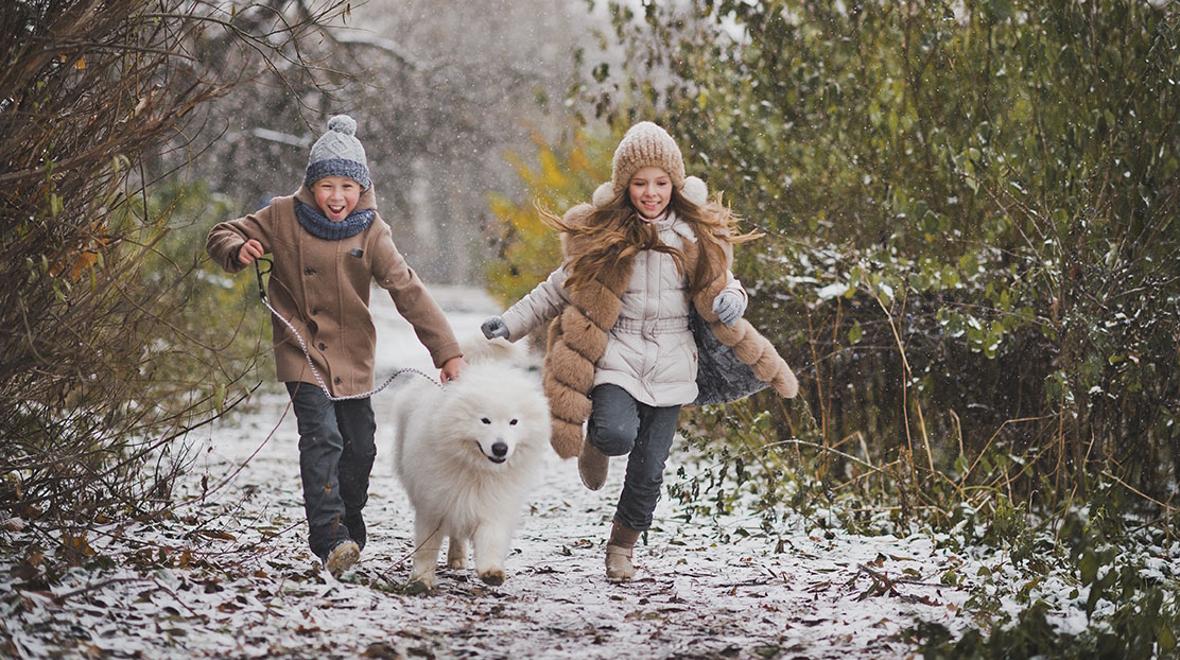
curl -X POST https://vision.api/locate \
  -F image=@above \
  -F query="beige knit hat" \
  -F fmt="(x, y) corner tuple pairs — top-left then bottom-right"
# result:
(592, 121), (708, 208)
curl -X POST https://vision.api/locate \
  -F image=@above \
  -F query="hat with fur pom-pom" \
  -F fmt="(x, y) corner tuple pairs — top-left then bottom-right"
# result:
(305, 114), (371, 190)
(593, 121), (708, 208)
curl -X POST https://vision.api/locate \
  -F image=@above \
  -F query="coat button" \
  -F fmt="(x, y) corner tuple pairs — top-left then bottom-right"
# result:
(334, 377), (342, 385)
(304, 267), (316, 276)
(311, 308), (320, 316)
(317, 342), (326, 351)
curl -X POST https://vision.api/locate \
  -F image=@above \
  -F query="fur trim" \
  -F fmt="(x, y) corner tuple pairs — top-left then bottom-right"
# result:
(543, 370), (593, 423)
(577, 280), (625, 330)
(711, 321), (747, 346)
(773, 371), (800, 398)
(561, 311), (609, 359)
(592, 182), (615, 208)
(550, 419), (584, 459)
(548, 341), (596, 393)
(681, 176), (708, 206)
(733, 331), (767, 364)
(545, 314), (562, 352)
(752, 346), (781, 377)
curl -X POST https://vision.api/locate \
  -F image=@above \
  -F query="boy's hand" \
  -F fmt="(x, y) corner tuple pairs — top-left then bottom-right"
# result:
(440, 356), (467, 383)
(237, 239), (264, 266)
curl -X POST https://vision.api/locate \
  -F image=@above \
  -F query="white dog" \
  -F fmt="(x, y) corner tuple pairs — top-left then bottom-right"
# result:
(391, 338), (549, 590)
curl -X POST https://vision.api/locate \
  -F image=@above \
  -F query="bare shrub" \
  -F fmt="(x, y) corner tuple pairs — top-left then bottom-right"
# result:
(0, 0), (349, 532)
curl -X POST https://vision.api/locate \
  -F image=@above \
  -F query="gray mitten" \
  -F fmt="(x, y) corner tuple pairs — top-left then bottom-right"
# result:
(712, 291), (746, 326)
(481, 316), (509, 340)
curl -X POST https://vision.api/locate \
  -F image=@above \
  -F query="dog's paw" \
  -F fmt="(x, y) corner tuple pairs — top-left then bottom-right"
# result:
(446, 540), (468, 569)
(477, 568), (505, 586)
(405, 577), (435, 595)
(406, 571), (437, 595)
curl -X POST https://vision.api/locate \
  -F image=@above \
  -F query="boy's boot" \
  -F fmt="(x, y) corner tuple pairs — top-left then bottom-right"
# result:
(325, 539), (360, 578)
(343, 510), (366, 552)
(605, 520), (641, 582)
(578, 441), (609, 491)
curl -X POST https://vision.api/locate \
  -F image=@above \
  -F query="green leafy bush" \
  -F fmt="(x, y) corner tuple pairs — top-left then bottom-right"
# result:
(570, 0), (1180, 510)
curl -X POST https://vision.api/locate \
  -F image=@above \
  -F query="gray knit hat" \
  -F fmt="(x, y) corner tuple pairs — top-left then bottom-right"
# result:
(591, 121), (708, 208)
(304, 115), (371, 190)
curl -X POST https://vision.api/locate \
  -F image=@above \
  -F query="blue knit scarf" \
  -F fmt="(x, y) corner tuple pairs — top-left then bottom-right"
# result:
(295, 200), (375, 240)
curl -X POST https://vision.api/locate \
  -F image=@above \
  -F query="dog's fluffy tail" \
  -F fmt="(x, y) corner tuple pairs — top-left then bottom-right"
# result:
(461, 334), (532, 367)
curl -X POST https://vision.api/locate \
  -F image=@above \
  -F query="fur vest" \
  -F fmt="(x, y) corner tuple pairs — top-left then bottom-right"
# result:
(543, 204), (799, 458)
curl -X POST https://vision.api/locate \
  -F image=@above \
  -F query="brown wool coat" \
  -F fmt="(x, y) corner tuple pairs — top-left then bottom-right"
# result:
(205, 186), (461, 397)
(543, 204), (799, 458)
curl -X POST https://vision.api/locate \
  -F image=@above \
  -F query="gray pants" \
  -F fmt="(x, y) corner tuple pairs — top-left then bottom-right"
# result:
(587, 384), (682, 531)
(286, 382), (376, 560)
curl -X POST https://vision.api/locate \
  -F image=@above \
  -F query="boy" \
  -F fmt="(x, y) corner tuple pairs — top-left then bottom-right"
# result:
(206, 115), (466, 577)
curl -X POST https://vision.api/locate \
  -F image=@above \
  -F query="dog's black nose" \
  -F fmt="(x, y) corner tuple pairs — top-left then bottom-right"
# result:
(491, 442), (508, 457)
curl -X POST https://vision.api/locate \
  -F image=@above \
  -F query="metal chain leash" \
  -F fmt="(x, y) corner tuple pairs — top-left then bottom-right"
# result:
(253, 258), (443, 400)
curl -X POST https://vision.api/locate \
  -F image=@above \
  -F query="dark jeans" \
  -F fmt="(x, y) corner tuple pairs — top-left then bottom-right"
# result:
(286, 381), (376, 560)
(587, 383), (682, 532)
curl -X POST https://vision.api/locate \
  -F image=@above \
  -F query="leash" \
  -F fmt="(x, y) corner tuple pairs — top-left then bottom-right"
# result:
(253, 258), (443, 400)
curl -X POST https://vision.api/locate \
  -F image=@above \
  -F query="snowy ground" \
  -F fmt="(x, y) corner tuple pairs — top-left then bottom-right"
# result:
(1, 286), (982, 658)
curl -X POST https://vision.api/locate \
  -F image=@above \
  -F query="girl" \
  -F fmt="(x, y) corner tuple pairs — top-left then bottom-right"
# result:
(481, 122), (798, 581)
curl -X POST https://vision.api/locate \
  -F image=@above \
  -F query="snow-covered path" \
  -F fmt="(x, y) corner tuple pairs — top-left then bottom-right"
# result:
(2, 286), (974, 659)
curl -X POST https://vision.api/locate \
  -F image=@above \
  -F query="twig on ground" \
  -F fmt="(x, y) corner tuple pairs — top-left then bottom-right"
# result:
(152, 577), (204, 618)
(51, 577), (149, 604)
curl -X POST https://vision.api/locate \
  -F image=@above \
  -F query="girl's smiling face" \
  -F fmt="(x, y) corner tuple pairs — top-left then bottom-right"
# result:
(313, 176), (361, 221)
(628, 166), (673, 219)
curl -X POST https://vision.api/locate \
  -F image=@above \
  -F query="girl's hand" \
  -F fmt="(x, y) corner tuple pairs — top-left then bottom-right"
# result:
(237, 239), (264, 266)
(480, 316), (510, 340)
(440, 356), (467, 383)
(712, 291), (746, 326)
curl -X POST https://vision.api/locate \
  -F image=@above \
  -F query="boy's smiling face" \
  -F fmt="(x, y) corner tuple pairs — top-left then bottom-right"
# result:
(313, 176), (361, 222)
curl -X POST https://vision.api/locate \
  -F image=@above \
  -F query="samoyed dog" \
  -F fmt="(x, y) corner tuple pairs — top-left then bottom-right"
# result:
(391, 337), (549, 591)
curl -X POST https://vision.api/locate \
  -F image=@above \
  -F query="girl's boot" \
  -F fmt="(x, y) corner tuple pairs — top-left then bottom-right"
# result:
(605, 521), (641, 582)
(578, 441), (609, 491)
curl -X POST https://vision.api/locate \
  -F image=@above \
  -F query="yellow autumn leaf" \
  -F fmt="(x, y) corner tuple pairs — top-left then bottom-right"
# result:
(485, 128), (614, 306)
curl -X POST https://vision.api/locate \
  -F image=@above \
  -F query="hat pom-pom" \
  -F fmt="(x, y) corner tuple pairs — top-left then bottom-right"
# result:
(591, 182), (615, 208)
(327, 114), (357, 136)
(681, 175), (708, 206)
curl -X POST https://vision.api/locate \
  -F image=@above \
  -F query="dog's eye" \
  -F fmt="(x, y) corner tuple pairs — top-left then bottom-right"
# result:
(509, 419), (518, 426)
(481, 417), (491, 424)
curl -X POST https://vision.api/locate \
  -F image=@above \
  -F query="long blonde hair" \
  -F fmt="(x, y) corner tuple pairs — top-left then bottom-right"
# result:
(542, 186), (761, 298)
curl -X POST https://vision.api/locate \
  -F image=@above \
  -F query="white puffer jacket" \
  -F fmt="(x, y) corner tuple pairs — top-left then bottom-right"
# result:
(501, 212), (746, 407)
